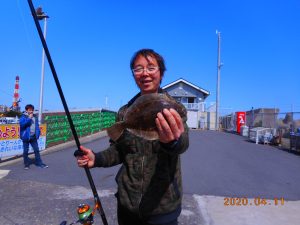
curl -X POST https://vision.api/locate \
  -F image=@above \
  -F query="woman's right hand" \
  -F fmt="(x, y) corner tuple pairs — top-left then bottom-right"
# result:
(76, 146), (95, 168)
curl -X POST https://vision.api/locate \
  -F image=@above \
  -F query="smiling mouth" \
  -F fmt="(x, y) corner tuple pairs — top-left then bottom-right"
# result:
(142, 80), (152, 84)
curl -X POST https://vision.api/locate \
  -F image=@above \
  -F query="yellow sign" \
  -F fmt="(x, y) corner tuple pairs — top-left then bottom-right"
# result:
(0, 124), (47, 140)
(0, 124), (47, 159)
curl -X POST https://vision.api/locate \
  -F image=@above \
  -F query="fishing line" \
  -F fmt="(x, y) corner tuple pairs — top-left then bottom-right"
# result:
(16, 0), (34, 50)
(0, 89), (14, 105)
(27, 1), (108, 224)
(0, 89), (13, 97)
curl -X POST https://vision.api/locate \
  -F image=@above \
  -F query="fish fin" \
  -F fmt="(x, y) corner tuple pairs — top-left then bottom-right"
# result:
(107, 122), (126, 141)
(128, 128), (159, 140)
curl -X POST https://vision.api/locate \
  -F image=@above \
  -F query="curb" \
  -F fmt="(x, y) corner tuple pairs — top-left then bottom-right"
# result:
(0, 130), (108, 167)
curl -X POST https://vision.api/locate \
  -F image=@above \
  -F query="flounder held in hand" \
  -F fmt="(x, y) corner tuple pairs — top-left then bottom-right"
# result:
(107, 93), (186, 141)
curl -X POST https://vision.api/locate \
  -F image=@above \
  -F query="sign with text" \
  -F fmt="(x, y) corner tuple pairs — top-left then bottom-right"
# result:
(236, 112), (246, 134)
(0, 124), (47, 159)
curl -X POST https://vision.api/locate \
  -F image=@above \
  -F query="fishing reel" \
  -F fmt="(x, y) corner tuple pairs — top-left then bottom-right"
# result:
(60, 203), (96, 225)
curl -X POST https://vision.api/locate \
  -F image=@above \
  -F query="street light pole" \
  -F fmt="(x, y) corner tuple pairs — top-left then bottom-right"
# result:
(36, 7), (49, 124)
(215, 30), (222, 131)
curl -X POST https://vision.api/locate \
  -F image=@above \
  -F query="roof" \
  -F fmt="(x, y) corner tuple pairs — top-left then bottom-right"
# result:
(162, 78), (210, 96)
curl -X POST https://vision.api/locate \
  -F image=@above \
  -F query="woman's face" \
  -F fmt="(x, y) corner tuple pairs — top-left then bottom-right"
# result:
(132, 55), (162, 95)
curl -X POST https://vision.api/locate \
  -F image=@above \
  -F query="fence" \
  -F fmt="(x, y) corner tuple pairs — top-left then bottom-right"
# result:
(220, 109), (300, 151)
(43, 109), (116, 147)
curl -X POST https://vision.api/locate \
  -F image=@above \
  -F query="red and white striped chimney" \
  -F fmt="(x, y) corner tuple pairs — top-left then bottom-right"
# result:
(12, 75), (20, 108)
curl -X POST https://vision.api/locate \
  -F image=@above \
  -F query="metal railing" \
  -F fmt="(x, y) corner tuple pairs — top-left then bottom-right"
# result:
(181, 103), (205, 111)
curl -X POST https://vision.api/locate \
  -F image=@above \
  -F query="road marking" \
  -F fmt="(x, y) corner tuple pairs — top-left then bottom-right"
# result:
(193, 195), (300, 225)
(53, 186), (115, 200)
(181, 209), (195, 217)
(193, 194), (212, 225)
(0, 170), (10, 179)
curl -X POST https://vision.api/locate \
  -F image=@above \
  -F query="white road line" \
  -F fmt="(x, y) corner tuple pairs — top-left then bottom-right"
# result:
(53, 186), (115, 200)
(192, 195), (300, 225)
(0, 170), (10, 179)
(181, 209), (195, 217)
(193, 194), (212, 225)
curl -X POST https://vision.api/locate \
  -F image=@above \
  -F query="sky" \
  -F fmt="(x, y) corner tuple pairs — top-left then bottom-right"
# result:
(1, 0), (299, 116)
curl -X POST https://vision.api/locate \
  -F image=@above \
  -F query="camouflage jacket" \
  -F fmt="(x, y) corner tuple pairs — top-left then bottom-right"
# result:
(94, 90), (189, 218)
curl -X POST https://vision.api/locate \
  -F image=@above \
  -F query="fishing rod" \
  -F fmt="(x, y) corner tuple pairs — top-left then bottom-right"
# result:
(27, 1), (108, 224)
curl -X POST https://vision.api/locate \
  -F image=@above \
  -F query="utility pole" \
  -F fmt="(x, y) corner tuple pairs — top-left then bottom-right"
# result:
(291, 104), (294, 132)
(215, 31), (222, 130)
(36, 7), (49, 124)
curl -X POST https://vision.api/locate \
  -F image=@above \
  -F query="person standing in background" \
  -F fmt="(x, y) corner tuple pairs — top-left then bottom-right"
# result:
(19, 104), (48, 169)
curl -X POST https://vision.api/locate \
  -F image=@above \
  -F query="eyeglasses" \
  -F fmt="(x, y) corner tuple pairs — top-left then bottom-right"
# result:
(132, 66), (159, 75)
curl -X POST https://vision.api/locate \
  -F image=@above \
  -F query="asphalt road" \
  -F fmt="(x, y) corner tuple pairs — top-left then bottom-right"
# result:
(1, 130), (300, 225)
(182, 130), (300, 200)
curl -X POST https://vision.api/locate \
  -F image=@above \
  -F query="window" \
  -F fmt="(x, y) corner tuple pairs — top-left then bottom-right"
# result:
(174, 97), (181, 103)
(188, 97), (194, 103)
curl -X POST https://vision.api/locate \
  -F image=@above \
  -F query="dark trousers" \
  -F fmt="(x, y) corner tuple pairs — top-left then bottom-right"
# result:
(22, 136), (43, 167)
(117, 203), (178, 225)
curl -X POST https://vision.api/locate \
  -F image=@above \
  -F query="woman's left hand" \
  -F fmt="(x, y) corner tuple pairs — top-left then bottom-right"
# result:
(155, 108), (184, 143)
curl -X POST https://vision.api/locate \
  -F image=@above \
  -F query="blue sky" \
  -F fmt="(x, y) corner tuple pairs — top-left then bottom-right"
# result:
(1, 0), (299, 115)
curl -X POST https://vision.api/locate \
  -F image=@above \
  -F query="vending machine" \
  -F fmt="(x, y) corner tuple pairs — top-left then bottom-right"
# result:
(236, 112), (246, 134)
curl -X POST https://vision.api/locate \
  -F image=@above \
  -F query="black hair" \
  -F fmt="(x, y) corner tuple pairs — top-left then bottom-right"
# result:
(130, 49), (166, 78)
(25, 104), (34, 110)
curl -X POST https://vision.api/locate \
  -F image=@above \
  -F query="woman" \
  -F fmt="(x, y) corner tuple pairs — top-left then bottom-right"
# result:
(77, 49), (189, 225)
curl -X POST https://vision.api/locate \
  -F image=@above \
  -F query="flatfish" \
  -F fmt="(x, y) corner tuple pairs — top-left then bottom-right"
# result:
(107, 93), (186, 141)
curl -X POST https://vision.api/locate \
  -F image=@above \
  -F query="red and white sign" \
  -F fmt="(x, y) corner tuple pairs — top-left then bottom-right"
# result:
(236, 112), (246, 134)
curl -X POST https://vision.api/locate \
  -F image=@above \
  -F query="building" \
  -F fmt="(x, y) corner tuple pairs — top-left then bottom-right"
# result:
(0, 105), (7, 113)
(246, 108), (279, 128)
(162, 78), (210, 129)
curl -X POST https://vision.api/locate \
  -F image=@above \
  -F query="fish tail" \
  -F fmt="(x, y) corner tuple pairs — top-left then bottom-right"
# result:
(106, 122), (126, 141)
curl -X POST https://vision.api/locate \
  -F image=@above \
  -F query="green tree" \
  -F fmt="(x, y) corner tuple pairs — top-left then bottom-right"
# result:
(283, 113), (293, 124)
(4, 110), (22, 117)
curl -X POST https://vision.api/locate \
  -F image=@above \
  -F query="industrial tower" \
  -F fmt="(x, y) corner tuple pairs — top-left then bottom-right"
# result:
(12, 75), (21, 112)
